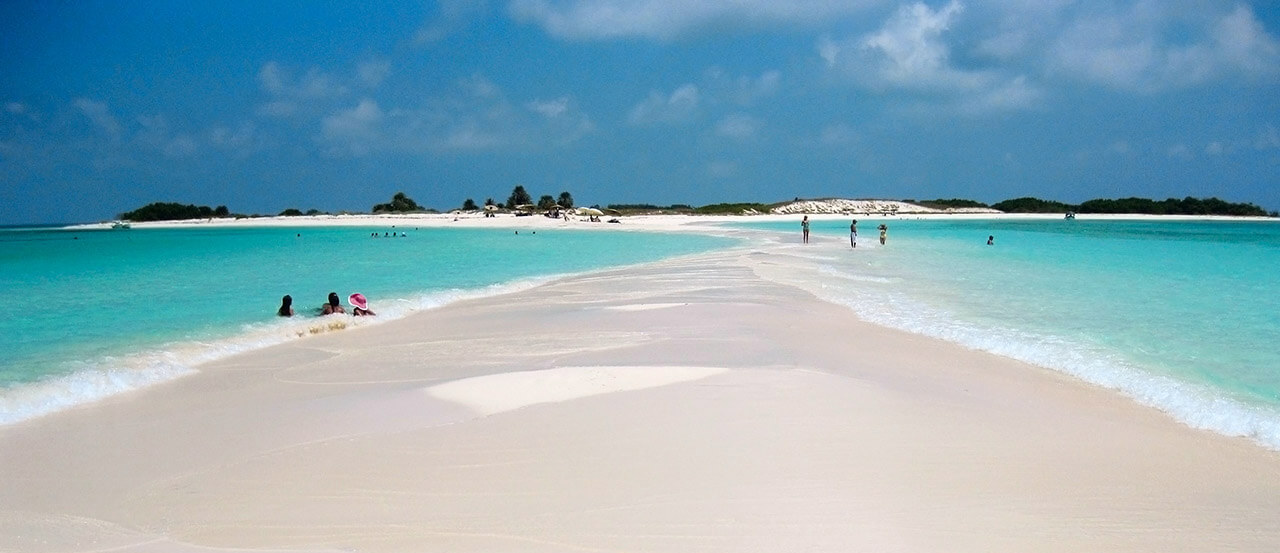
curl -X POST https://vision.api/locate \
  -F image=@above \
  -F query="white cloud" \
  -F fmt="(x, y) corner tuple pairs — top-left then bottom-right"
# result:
(256, 61), (350, 117)
(5, 102), (25, 114)
(527, 96), (595, 144)
(854, 1), (982, 91)
(73, 98), (122, 140)
(417, 0), (491, 43)
(321, 99), (384, 155)
(1051, 3), (1280, 92)
(209, 122), (260, 156)
(509, 0), (885, 40)
(708, 68), (781, 106)
(358, 60), (391, 88)
(955, 75), (1042, 114)
(715, 113), (759, 140)
(1205, 141), (1224, 155)
(818, 1), (1043, 115)
(256, 101), (296, 118)
(527, 96), (569, 117)
(258, 62), (287, 94)
(314, 77), (593, 155)
(137, 114), (199, 158)
(628, 84), (700, 125)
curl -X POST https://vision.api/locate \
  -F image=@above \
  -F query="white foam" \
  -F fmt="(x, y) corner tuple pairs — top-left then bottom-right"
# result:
(603, 303), (687, 311)
(761, 256), (1280, 451)
(425, 365), (728, 416)
(0, 275), (566, 426)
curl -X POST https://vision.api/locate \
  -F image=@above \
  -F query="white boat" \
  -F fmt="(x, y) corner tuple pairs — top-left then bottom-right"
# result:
(111, 220), (131, 229)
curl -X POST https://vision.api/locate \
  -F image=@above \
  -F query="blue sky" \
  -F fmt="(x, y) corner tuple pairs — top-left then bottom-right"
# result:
(2, 0), (1278, 224)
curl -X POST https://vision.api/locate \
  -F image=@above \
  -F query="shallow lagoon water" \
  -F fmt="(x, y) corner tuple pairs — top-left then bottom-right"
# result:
(742, 217), (1280, 449)
(0, 224), (735, 423)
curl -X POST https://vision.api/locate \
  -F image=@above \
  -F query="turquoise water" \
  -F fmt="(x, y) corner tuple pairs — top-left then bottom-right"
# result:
(742, 218), (1280, 449)
(0, 225), (734, 423)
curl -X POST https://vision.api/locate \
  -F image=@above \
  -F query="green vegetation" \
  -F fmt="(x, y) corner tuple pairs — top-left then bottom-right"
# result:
(606, 204), (694, 213)
(991, 197), (1077, 213)
(1077, 196), (1268, 216)
(692, 202), (772, 214)
(462, 198), (478, 211)
(557, 191), (574, 209)
(916, 198), (990, 209)
(279, 208), (304, 216)
(372, 192), (422, 213)
(537, 195), (558, 210)
(505, 185), (532, 209)
(992, 196), (1269, 216)
(119, 202), (230, 222)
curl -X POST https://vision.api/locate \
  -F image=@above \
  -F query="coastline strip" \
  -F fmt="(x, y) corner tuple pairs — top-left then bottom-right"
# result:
(2, 246), (1278, 552)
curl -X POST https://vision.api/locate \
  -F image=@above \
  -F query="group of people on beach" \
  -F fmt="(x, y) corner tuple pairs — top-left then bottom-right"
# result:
(277, 292), (376, 318)
(801, 216), (888, 248)
(803, 216), (995, 247)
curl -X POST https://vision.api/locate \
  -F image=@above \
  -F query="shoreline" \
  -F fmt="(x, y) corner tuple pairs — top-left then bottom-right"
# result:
(58, 209), (1280, 231)
(2, 242), (1278, 551)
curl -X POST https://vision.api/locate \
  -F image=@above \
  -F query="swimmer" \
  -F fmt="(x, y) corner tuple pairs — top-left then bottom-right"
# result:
(349, 293), (376, 316)
(321, 292), (345, 315)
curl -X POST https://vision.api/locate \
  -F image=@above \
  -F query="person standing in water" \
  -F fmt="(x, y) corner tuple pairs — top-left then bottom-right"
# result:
(987, 235), (995, 246)
(849, 219), (857, 248)
(321, 292), (346, 315)
(277, 295), (294, 317)
(801, 216), (810, 244)
(879, 224), (888, 245)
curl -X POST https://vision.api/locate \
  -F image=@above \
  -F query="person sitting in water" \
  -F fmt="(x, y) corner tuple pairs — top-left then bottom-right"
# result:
(349, 292), (376, 316)
(321, 292), (346, 315)
(277, 294), (294, 317)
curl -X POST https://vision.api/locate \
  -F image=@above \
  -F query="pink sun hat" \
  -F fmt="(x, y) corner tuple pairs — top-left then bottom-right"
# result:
(348, 293), (369, 311)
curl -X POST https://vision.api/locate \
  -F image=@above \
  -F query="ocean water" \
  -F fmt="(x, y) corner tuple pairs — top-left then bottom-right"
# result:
(740, 217), (1280, 450)
(0, 224), (734, 424)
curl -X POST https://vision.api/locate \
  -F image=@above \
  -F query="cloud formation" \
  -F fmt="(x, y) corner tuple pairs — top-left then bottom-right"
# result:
(1051, 3), (1280, 91)
(74, 98), (122, 140)
(628, 84), (700, 125)
(819, 1), (1041, 114)
(509, 0), (884, 40)
(317, 76), (593, 155)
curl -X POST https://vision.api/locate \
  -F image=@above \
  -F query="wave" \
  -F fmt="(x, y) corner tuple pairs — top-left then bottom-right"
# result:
(780, 265), (1280, 451)
(0, 275), (561, 426)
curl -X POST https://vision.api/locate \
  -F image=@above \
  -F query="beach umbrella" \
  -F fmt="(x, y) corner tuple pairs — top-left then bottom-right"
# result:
(577, 207), (604, 216)
(603, 208), (622, 215)
(483, 204), (499, 212)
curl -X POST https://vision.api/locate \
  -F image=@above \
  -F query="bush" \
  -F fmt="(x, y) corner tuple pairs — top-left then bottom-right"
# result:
(372, 192), (422, 213)
(119, 202), (230, 222)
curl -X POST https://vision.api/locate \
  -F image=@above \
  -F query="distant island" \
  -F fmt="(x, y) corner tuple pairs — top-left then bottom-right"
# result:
(115, 193), (1276, 223)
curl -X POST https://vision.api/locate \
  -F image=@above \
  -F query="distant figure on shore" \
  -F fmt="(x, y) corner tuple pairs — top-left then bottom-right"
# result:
(878, 224), (888, 245)
(987, 235), (995, 246)
(322, 292), (345, 315)
(277, 295), (294, 317)
(349, 293), (376, 316)
(849, 219), (858, 248)
(801, 216), (810, 244)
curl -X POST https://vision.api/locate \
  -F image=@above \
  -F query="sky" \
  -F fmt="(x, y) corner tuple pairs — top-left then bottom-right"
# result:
(2, 1), (1279, 224)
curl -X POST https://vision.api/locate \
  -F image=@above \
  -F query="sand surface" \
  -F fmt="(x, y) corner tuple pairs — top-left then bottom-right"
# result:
(3, 232), (1280, 551)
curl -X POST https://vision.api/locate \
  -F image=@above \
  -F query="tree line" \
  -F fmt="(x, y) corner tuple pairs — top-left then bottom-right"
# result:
(115, 193), (1277, 223)
(989, 196), (1273, 216)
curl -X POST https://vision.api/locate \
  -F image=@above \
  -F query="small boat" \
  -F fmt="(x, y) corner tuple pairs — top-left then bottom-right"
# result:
(111, 220), (131, 229)
(1064, 212), (1076, 220)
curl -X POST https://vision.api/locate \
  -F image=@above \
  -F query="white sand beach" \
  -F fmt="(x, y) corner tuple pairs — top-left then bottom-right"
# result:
(4, 213), (1280, 552)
